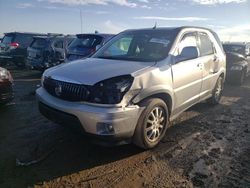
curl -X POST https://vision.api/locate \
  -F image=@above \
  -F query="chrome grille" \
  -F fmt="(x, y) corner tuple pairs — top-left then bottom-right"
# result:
(43, 77), (89, 101)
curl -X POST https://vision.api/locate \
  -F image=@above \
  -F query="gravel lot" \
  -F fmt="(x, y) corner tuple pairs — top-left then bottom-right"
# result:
(0, 67), (250, 188)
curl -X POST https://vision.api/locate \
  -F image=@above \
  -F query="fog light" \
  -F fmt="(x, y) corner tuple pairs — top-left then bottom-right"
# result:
(96, 123), (115, 134)
(107, 124), (114, 132)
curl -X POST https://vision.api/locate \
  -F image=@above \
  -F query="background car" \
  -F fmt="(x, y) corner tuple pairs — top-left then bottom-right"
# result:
(26, 34), (75, 71)
(225, 52), (249, 85)
(65, 33), (114, 62)
(0, 67), (13, 105)
(0, 32), (46, 68)
(223, 42), (250, 85)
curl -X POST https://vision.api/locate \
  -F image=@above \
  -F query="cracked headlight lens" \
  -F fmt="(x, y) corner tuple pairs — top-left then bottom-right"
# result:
(88, 75), (134, 104)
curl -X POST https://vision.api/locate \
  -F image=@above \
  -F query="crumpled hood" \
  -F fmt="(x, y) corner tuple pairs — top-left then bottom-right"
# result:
(44, 58), (155, 85)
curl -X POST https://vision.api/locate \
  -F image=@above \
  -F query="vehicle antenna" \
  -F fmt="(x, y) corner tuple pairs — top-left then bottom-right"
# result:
(153, 22), (157, 29)
(80, 9), (83, 34)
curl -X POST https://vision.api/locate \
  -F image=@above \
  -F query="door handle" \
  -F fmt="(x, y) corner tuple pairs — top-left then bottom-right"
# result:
(197, 63), (202, 68)
(213, 56), (219, 63)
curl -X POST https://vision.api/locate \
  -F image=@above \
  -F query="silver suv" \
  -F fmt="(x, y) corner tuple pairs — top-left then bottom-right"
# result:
(37, 27), (226, 149)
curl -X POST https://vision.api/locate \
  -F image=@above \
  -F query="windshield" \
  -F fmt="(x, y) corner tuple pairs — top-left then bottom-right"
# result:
(68, 35), (103, 50)
(223, 44), (245, 55)
(93, 30), (176, 62)
(2, 34), (14, 44)
(31, 38), (47, 49)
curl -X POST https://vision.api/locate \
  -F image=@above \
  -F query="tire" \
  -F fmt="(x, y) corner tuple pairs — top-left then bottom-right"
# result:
(236, 70), (245, 85)
(133, 98), (169, 149)
(208, 76), (224, 105)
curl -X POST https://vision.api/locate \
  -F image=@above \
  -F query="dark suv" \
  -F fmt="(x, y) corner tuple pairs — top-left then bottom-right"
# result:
(65, 33), (114, 62)
(26, 35), (75, 71)
(223, 42), (250, 84)
(0, 32), (46, 68)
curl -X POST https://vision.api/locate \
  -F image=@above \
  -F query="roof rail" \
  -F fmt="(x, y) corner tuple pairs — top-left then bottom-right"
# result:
(47, 33), (63, 36)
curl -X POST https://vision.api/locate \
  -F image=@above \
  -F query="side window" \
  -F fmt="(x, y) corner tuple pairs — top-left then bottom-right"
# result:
(54, 40), (63, 49)
(199, 32), (214, 56)
(15, 34), (33, 47)
(176, 32), (198, 56)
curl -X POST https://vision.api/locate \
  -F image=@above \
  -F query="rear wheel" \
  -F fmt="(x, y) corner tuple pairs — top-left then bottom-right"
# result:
(133, 98), (169, 149)
(208, 76), (224, 105)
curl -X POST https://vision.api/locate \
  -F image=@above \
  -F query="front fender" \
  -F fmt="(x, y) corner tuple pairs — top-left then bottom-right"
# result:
(132, 85), (174, 111)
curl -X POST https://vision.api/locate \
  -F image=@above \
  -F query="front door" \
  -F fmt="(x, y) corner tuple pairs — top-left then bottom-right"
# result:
(172, 32), (203, 113)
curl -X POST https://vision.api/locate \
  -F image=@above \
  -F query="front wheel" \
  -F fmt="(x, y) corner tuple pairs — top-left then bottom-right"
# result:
(133, 98), (169, 149)
(208, 76), (224, 105)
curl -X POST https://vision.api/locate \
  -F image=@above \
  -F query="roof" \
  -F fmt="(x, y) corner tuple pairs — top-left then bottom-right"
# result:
(223, 42), (250, 46)
(4, 31), (47, 35)
(122, 26), (214, 33)
(32, 35), (66, 40)
(76, 33), (115, 38)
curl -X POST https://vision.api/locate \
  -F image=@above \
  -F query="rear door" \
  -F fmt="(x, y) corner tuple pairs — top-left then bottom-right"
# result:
(172, 32), (203, 112)
(197, 32), (217, 99)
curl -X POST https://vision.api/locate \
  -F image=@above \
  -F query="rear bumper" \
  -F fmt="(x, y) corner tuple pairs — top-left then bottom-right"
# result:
(0, 81), (14, 104)
(36, 87), (143, 145)
(0, 54), (13, 60)
(26, 58), (61, 70)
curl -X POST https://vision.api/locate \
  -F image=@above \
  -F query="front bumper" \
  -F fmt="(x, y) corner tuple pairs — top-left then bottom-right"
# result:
(0, 81), (14, 104)
(36, 87), (143, 145)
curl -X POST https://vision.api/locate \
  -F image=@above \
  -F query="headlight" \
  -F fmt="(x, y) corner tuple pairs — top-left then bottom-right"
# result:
(0, 68), (12, 82)
(231, 65), (243, 71)
(88, 75), (134, 104)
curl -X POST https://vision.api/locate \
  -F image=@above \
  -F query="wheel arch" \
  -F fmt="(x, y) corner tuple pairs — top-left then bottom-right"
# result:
(133, 91), (173, 116)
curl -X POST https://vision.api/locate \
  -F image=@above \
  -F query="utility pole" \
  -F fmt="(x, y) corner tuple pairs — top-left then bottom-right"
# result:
(80, 9), (83, 33)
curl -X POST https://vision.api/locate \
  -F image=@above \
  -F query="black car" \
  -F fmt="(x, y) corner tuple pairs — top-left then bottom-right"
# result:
(65, 33), (114, 62)
(0, 67), (14, 104)
(0, 32), (46, 68)
(223, 43), (250, 84)
(26, 35), (75, 71)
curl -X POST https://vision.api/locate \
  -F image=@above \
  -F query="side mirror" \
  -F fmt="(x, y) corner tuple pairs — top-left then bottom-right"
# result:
(175, 46), (199, 63)
(95, 44), (102, 51)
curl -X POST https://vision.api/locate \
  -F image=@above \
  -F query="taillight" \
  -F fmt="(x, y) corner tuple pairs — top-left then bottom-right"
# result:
(9, 42), (19, 49)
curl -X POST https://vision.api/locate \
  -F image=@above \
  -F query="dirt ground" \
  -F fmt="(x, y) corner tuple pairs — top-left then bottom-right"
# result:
(0, 67), (250, 188)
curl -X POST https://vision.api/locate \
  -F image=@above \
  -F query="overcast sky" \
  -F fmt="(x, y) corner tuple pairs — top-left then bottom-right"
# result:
(0, 0), (250, 42)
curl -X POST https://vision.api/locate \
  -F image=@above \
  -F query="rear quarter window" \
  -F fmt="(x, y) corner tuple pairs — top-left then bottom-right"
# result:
(31, 38), (47, 49)
(15, 34), (34, 47)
